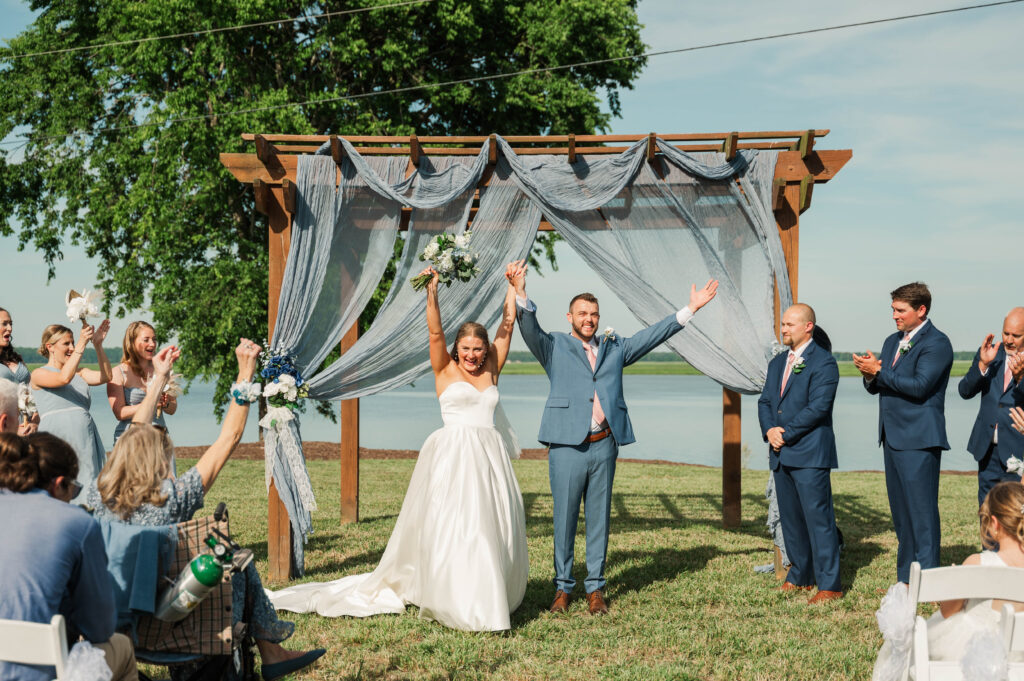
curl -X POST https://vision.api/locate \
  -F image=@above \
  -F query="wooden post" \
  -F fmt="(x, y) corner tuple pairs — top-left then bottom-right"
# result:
(340, 323), (360, 524)
(722, 388), (742, 527)
(264, 184), (296, 582)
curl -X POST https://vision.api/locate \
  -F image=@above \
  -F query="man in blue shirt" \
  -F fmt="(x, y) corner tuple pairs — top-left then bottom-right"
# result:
(0, 433), (137, 681)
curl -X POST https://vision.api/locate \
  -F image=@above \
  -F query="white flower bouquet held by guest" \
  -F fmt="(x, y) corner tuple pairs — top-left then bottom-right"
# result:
(30, 321), (112, 501)
(408, 231), (480, 291)
(64, 288), (103, 326)
(0, 307), (40, 435)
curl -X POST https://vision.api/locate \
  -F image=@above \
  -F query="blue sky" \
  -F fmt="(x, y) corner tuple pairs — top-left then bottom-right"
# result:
(1, 0), (1022, 356)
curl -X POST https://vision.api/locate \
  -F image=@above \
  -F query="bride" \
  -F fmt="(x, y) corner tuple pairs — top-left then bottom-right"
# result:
(268, 263), (529, 631)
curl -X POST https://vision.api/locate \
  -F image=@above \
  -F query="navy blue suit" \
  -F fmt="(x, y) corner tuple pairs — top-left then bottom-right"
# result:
(757, 340), (841, 591)
(959, 347), (1024, 505)
(865, 320), (954, 583)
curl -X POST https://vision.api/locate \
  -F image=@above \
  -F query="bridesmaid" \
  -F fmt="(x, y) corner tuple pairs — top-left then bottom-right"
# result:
(31, 321), (112, 502)
(0, 307), (38, 435)
(107, 321), (177, 445)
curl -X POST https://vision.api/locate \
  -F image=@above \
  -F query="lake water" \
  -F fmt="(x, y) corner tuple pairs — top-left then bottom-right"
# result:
(84, 375), (986, 472)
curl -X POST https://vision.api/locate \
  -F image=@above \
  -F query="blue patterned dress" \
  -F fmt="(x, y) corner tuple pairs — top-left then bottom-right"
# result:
(110, 375), (174, 475)
(84, 469), (294, 644)
(33, 366), (106, 503)
(0, 361), (31, 385)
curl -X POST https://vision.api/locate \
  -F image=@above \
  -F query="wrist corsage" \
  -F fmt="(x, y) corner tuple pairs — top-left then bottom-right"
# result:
(230, 380), (262, 406)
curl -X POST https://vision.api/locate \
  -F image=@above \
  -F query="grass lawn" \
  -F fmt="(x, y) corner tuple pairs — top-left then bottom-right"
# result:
(190, 457), (983, 680)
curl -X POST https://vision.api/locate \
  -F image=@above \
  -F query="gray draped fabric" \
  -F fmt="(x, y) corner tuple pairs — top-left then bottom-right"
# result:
(265, 135), (791, 573)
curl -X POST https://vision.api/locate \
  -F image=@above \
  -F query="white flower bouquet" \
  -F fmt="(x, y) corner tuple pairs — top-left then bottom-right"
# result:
(65, 288), (103, 326)
(17, 383), (36, 418)
(409, 231), (481, 291)
(147, 372), (184, 398)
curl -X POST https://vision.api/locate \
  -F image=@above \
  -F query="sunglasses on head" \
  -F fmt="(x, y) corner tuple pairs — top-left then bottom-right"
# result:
(66, 479), (82, 498)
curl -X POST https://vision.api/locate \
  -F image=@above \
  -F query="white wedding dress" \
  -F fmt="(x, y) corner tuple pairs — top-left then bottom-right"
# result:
(268, 381), (529, 631)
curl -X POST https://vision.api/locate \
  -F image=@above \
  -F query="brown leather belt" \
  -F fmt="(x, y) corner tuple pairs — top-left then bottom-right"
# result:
(587, 427), (613, 443)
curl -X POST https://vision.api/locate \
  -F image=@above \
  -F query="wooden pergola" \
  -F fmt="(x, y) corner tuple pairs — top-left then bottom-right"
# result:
(220, 131), (851, 581)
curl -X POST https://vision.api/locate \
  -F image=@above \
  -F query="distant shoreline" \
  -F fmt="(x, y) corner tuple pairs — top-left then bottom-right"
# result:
(27, 359), (974, 377)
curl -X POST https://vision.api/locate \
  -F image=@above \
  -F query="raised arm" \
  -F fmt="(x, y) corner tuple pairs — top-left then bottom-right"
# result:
(31, 326), (95, 389)
(195, 339), (260, 491)
(79, 319), (112, 385)
(422, 267), (451, 376)
(492, 281), (519, 374)
(132, 345), (180, 425)
(508, 259), (554, 367)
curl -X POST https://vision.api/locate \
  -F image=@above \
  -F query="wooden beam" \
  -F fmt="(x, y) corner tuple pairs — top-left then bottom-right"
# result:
(567, 134), (576, 164)
(240, 130), (831, 144)
(647, 132), (656, 162)
(798, 173), (814, 213)
(340, 323), (360, 524)
(797, 129), (816, 159)
(254, 134), (273, 164)
(264, 183), (296, 582)
(409, 135), (421, 166)
(330, 135), (344, 164)
(220, 149), (851, 186)
(282, 178), (297, 215)
(488, 134), (497, 164)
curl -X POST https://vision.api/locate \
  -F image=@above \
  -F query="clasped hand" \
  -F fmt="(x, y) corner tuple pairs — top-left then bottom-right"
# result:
(851, 351), (881, 379)
(766, 426), (786, 451)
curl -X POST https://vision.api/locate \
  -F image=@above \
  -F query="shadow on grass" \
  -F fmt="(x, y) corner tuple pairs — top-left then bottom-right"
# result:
(523, 491), (773, 539)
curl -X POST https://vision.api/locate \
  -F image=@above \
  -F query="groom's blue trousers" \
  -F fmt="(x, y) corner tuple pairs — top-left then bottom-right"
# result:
(549, 435), (618, 594)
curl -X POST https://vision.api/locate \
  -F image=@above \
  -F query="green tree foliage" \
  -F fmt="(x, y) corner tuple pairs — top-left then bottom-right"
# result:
(0, 0), (646, 413)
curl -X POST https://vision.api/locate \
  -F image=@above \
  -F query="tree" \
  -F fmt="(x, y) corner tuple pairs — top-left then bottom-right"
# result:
(0, 0), (646, 412)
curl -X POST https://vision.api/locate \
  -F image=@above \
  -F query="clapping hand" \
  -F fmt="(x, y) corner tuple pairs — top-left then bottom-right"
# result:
(153, 345), (181, 379)
(1009, 353), (1024, 383)
(979, 333), (1000, 372)
(91, 319), (111, 346)
(852, 351), (881, 379)
(688, 279), (719, 313)
(1010, 406), (1024, 434)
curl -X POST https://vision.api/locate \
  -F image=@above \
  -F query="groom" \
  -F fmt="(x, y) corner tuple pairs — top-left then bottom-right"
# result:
(507, 260), (718, 615)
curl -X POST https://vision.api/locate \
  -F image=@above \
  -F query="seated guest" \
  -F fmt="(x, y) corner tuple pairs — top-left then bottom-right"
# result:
(31, 321), (113, 501)
(0, 432), (138, 681)
(872, 481), (1024, 680)
(0, 378), (17, 434)
(0, 308), (39, 435)
(86, 341), (325, 681)
(107, 321), (176, 449)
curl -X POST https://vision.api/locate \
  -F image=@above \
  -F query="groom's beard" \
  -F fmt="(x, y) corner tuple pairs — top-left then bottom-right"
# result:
(572, 322), (596, 342)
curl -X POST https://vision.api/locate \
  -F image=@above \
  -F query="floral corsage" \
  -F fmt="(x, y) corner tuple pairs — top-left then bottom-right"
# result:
(230, 381), (262, 406)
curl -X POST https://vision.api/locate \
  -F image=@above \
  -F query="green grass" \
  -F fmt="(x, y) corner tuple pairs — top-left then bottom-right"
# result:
(189, 456), (983, 680)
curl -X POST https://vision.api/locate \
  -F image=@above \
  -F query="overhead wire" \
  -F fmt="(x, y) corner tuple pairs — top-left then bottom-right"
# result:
(0, 0), (1021, 148)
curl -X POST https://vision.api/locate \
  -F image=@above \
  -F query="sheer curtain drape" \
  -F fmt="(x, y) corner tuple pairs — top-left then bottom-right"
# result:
(265, 136), (790, 572)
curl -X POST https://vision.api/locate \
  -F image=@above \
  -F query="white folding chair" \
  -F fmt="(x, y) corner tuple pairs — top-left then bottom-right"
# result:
(998, 604), (1024, 681)
(908, 561), (1024, 681)
(0, 614), (69, 680)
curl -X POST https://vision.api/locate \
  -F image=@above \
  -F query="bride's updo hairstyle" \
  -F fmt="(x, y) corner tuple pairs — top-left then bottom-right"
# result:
(979, 481), (1024, 550)
(38, 324), (73, 358)
(450, 322), (490, 363)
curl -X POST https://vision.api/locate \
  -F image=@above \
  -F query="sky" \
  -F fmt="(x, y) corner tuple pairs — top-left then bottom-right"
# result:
(1, 0), (1022, 356)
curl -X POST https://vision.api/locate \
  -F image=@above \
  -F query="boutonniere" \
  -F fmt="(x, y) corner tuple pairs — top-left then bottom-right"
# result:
(1007, 456), (1024, 477)
(791, 357), (806, 374)
(602, 327), (616, 343)
(898, 339), (914, 355)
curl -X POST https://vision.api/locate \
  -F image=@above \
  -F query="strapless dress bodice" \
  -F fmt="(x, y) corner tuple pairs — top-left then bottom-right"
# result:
(439, 382), (499, 429)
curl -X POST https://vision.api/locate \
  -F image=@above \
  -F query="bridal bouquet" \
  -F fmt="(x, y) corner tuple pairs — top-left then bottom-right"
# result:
(259, 351), (308, 430)
(409, 231), (481, 291)
(147, 372), (184, 398)
(65, 288), (103, 325)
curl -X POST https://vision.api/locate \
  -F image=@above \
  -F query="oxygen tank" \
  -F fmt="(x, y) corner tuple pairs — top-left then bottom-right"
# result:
(154, 536), (231, 622)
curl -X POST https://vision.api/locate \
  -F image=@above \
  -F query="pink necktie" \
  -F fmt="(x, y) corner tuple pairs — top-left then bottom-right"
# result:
(1005, 360), (1014, 393)
(780, 353), (796, 395)
(584, 343), (606, 427)
(892, 333), (909, 367)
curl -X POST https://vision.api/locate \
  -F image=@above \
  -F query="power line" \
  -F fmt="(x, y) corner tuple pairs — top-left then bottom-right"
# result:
(0, 0), (435, 61)
(1, 0), (1021, 148)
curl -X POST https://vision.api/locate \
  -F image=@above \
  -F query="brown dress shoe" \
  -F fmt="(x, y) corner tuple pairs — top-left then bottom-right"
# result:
(778, 582), (814, 592)
(549, 590), (570, 613)
(808, 589), (843, 604)
(586, 590), (609, 615)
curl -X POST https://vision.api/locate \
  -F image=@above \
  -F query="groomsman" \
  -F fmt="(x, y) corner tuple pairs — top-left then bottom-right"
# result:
(959, 308), (1024, 505)
(758, 304), (842, 604)
(853, 282), (953, 584)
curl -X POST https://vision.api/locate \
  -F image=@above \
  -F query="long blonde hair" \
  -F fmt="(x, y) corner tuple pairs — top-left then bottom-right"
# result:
(96, 425), (173, 519)
(120, 321), (156, 381)
(980, 481), (1024, 550)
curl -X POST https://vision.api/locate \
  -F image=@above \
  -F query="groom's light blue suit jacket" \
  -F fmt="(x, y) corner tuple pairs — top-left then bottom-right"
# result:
(517, 305), (684, 447)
